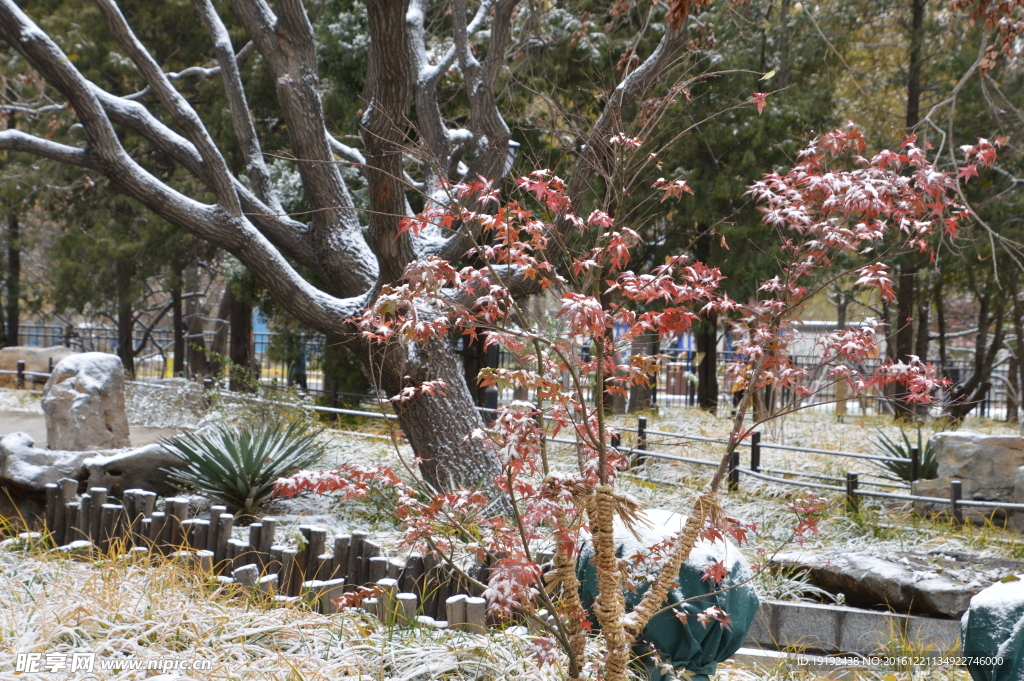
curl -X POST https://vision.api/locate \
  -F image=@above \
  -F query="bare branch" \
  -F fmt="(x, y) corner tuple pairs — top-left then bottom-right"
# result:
(560, 23), (690, 240)
(191, 0), (283, 214)
(92, 0), (242, 216)
(0, 129), (95, 168)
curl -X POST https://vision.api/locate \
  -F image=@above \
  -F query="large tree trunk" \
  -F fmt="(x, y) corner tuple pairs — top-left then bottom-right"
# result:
(362, 335), (500, 492)
(172, 279), (185, 376)
(228, 289), (255, 392)
(6, 212), (19, 347)
(114, 258), (134, 375)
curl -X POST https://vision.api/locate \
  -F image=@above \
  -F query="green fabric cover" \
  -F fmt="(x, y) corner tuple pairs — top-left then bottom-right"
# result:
(576, 511), (760, 681)
(961, 577), (1024, 681)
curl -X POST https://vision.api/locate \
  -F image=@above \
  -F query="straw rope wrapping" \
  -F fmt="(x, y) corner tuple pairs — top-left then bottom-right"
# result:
(587, 485), (632, 681)
(624, 492), (723, 639)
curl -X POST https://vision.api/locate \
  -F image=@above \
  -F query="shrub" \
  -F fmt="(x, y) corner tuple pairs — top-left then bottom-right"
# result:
(870, 426), (939, 481)
(162, 420), (327, 517)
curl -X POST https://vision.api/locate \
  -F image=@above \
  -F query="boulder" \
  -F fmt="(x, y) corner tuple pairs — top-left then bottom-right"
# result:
(0, 346), (77, 388)
(0, 432), (90, 489)
(771, 550), (1024, 618)
(82, 444), (187, 497)
(0, 431), (186, 496)
(42, 352), (130, 451)
(930, 431), (1024, 501)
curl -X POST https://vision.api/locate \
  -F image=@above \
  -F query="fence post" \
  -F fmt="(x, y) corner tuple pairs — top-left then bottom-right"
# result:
(950, 479), (963, 524)
(728, 449), (740, 492)
(845, 473), (859, 512)
(48, 357), (54, 374)
(16, 360), (24, 390)
(750, 432), (761, 473)
(909, 447), (920, 483)
(610, 433), (620, 451)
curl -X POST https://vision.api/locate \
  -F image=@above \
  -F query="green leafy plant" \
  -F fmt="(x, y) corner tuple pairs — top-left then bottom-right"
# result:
(869, 426), (939, 481)
(162, 421), (327, 517)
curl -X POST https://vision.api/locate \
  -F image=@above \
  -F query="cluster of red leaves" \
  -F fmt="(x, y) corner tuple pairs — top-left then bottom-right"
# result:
(726, 126), (973, 403)
(785, 493), (830, 545)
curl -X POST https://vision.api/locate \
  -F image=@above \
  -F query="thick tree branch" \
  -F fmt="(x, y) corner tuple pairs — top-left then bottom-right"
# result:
(191, 0), (283, 214)
(90, 84), (320, 268)
(0, 0), (371, 338)
(0, 129), (96, 168)
(92, 0), (242, 217)
(362, 0), (417, 285)
(229, 0), (377, 297)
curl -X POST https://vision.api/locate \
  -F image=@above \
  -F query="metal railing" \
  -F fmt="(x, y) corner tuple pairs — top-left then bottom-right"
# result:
(7, 322), (1018, 421)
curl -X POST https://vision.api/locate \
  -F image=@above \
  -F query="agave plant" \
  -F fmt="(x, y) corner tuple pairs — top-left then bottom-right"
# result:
(162, 420), (326, 516)
(869, 425), (939, 482)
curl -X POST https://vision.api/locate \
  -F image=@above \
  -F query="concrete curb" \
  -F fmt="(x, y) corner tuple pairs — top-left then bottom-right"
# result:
(744, 599), (961, 656)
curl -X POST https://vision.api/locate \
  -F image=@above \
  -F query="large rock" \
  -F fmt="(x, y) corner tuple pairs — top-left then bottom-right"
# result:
(0, 432), (90, 489)
(0, 346), (77, 388)
(42, 352), (130, 451)
(0, 431), (185, 496)
(772, 550), (1024, 618)
(930, 431), (1024, 501)
(82, 444), (187, 497)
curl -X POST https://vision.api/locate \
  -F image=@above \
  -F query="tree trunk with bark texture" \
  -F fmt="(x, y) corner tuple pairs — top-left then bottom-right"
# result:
(693, 225), (719, 411)
(6, 212), (19, 347)
(228, 290), (255, 391)
(628, 332), (658, 412)
(172, 280), (185, 376)
(115, 258), (134, 375)
(946, 291), (1004, 421)
(892, 267), (917, 418)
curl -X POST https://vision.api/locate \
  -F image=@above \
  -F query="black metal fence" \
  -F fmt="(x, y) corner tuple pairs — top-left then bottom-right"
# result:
(9, 324), (1016, 420)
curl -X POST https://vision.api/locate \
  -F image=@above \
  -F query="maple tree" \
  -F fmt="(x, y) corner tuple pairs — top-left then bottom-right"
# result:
(275, 125), (982, 680)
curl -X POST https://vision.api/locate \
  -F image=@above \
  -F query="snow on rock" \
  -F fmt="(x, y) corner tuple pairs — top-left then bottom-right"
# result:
(42, 352), (130, 451)
(772, 549), (1024, 618)
(0, 430), (185, 496)
(0, 431), (90, 489)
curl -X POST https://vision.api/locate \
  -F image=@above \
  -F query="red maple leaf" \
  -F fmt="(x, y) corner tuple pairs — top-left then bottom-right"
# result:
(751, 92), (768, 115)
